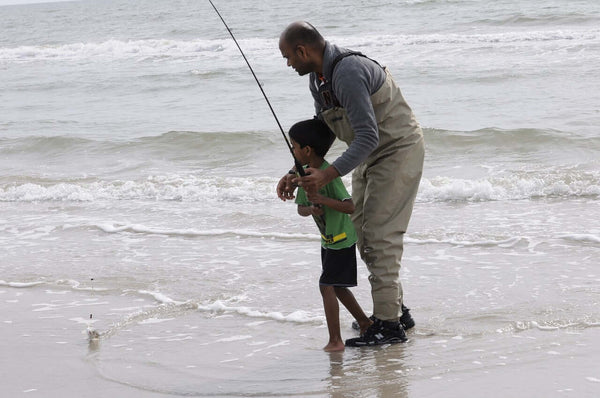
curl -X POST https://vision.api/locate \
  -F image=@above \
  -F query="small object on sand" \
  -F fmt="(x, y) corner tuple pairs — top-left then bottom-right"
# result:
(87, 313), (100, 340)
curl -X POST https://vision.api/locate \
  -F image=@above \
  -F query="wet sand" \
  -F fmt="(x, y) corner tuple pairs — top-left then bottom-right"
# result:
(2, 283), (599, 397)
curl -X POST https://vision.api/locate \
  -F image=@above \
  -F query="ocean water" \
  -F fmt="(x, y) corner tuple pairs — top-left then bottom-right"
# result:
(1, 0), (599, 396)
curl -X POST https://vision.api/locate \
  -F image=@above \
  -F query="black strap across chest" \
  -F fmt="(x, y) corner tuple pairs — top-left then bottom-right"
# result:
(329, 51), (366, 76)
(317, 51), (382, 111)
(328, 51), (382, 78)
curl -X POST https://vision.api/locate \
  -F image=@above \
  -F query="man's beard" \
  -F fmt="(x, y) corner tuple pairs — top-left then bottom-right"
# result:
(295, 60), (317, 76)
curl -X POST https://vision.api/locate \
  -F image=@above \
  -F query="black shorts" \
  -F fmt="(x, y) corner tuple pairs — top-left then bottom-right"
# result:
(320, 244), (357, 287)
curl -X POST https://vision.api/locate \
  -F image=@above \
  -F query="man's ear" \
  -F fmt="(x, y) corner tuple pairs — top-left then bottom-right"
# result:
(296, 44), (309, 59)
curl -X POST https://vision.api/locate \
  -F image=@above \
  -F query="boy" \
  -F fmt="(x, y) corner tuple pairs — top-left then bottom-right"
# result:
(289, 118), (372, 351)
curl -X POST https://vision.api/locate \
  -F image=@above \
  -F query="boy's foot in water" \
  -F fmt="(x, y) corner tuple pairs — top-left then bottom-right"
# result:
(323, 340), (345, 352)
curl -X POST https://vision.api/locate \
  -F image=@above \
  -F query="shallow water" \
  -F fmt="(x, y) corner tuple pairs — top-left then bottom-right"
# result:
(2, 196), (599, 396)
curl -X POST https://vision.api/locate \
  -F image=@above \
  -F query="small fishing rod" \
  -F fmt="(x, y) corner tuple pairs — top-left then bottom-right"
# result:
(208, 0), (306, 176)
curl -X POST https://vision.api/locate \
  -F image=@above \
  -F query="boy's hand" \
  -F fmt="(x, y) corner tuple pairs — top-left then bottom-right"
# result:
(310, 205), (324, 216)
(306, 190), (324, 205)
(277, 173), (297, 201)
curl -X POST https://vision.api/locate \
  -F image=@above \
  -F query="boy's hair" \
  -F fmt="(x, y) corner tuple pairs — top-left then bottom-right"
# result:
(289, 118), (335, 157)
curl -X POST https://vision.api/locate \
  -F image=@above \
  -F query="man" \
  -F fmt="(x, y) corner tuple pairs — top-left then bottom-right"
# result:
(277, 21), (424, 346)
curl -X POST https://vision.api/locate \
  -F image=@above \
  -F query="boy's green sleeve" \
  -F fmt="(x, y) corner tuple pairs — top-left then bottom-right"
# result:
(295, 187), (310, 206)
(326, 177), (352, 201)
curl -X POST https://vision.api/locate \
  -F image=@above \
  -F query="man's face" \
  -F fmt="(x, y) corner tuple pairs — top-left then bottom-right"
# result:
(279, 38), (313, 76)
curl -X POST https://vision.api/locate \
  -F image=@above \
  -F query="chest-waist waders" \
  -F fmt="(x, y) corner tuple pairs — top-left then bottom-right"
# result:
(315, 51), (425, 321)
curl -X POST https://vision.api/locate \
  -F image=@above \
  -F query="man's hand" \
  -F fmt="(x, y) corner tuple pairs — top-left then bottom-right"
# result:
(297, 165), (339, 193)
(276, 173), (297, 201)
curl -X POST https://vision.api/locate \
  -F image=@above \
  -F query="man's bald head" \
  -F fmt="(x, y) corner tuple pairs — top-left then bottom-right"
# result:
(279, 21), (326, 75)
(280, 21), (326, 50)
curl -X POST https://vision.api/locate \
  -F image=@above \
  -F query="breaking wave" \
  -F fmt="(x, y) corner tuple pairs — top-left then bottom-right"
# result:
(1, 28), (597, 63)
(1, 170), (597, 203)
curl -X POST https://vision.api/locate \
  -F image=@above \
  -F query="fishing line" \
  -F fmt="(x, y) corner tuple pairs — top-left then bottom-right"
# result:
(208, 0), (306, 176)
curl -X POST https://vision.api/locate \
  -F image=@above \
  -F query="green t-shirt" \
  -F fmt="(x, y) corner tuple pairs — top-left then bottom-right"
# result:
(295, 161), (357, 249)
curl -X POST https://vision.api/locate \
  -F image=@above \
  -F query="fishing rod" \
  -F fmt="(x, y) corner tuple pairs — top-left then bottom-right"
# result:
(208, 0), (306, 176)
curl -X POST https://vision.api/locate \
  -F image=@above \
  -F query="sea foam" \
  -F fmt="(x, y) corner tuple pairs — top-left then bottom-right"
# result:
(1, 28), (597, 63)
(1, 171), (598, 203)
(196, 299), (323, 324)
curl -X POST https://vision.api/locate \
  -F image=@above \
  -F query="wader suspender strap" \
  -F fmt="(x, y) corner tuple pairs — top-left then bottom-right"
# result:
(329, 51), (383, 77)
(317, 51), (384, 110)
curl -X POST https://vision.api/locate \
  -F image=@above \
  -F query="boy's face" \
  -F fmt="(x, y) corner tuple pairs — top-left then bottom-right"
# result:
(291, 138), (309, 165)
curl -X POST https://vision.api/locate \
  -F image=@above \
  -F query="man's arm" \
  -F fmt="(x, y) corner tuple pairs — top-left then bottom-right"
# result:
(330, 57), (384, 176)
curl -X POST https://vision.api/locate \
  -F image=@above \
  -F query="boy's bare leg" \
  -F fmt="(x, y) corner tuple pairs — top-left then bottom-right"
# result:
(320, 285), (345, 351)
(335, 287), (373, 335)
